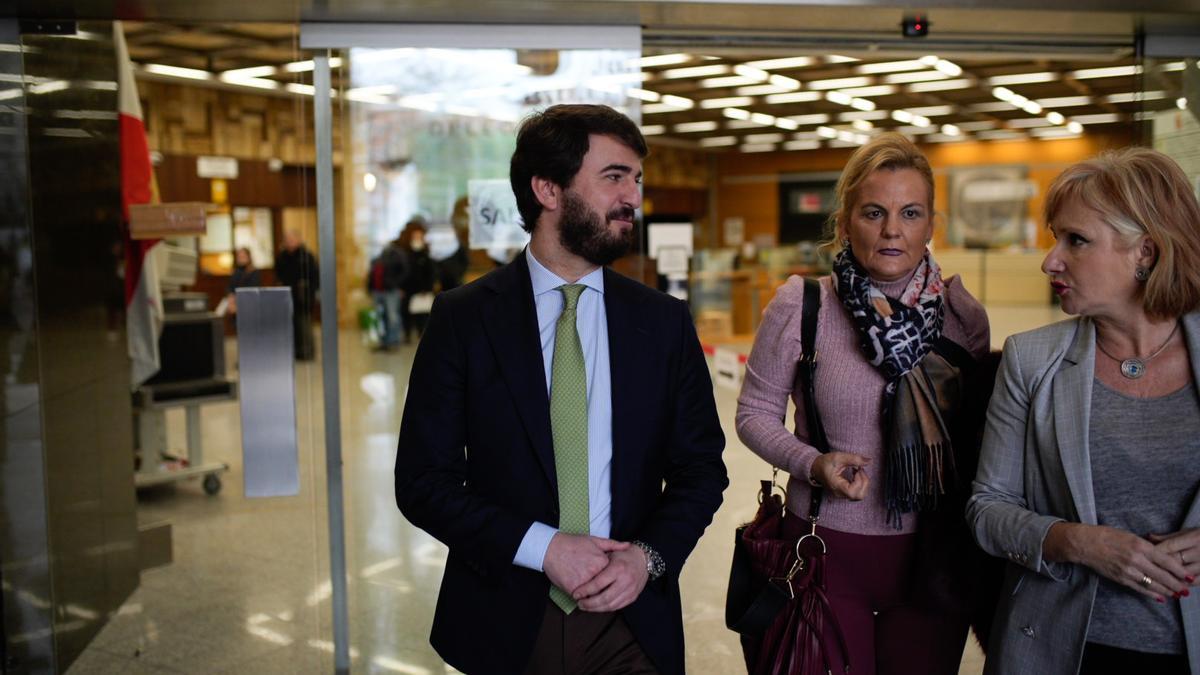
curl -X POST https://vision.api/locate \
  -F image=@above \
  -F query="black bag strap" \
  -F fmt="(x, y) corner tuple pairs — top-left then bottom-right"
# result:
(794, 277), (830, 522)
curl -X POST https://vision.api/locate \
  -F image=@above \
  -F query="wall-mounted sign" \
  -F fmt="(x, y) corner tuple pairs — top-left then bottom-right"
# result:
(129, 202), (210, 240)
(197, 156), (239, 179)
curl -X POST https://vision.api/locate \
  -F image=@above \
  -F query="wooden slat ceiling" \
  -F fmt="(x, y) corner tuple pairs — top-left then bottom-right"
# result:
(123, 22), (1190, 152)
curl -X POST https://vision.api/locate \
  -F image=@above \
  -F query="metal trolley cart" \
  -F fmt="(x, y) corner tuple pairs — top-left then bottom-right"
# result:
(133, 292), (237, 495)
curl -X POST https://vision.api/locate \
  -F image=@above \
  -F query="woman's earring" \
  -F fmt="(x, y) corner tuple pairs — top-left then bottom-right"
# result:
(1135, 266), (1150, 282)
(840, 237), (850, 248)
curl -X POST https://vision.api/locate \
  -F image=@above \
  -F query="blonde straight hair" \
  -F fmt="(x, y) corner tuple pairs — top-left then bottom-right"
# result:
(827, 132), (935, 247)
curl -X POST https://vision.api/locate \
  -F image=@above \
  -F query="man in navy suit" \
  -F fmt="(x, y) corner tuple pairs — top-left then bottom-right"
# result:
(394, 104), (727, 674)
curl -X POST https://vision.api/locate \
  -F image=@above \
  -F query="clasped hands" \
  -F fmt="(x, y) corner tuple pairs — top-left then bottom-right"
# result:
(543, 533), (648, 613)
(1052, 524), (1200, 601)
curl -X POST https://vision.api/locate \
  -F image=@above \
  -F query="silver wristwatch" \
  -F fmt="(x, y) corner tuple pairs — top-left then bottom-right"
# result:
(631, 540), (665, 580)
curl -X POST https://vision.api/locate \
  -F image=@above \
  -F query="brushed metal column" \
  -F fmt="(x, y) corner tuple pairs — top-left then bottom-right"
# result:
(313, 53), (351, 674)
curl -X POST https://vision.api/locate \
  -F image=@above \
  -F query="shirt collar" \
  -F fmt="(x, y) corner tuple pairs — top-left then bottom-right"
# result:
(526, 246), (605, 298)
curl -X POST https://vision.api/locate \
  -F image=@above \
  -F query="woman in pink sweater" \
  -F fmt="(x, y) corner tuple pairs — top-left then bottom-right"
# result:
(736, 133), (991, 675)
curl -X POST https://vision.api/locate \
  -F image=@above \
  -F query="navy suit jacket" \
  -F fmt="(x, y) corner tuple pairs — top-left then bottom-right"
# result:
(395, 251), (727, 674)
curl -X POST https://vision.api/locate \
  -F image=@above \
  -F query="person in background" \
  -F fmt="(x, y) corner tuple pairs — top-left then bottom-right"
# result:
(968, 148), (1200, 675)
(736, 132), (991, 674)
(225, 246), (261, 315)
(275, 229), (319, 360)
(367, 233), (408, 350)
(399, 217), (435, 342)
(435, 226), (469, 292)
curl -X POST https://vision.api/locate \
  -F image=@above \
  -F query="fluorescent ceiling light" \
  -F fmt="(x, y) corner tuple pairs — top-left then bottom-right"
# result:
(784, 140), (822, 151)
(807, 76), (872, 91)
(699, 136), (738, 147)
(934, 60), (963, 77)
(723, 108), (751, 120)
(1068, 121), (1084, 133)
(700, 76), (761, 88)
(940, 124), (961, 136)
(970, 102), (1019, 113)
(661, 64), (730, 79)
(745, 132), (785, 143)
(768, 74), (801, 90)
(661, 94), (695, 109)
(924, 133), (968, 143)
(1178, 97), (1188, 110)
(1031, 126), (1082, 138)
(1105, 91), (1167, 103)
(750, 112), (776, 126)
(992, 86), (1016, 101)
(895, 125), (937, 134)
(285, 83), (315, 96)
(637, 53), (693, 68)
(908, 105), (955, 116)
(850, 97), (876, 111)
(764, 91), (822, 104)
(883, 71), (948, 84)
(628, 88), (661, 102)
(222, 65), (276, 79)
(855, 59), (927, 75)
(987, 71), (1059, 86)
(640, 125), (666, 135)
(839, 85), (896, 97)
(891, 109), (914, 123)
(838, 110), (888, 121)
(1046, 111), (1065, 125)
(726, 120), (762, 129)
(733, 65), (770, 81)
(674, 121), (719, 133)
(744, 56), (816, 70)
(912, 115), (932, 127)
(641, 103), (680, 114)
(774, 118), (800, 130)
(1007, 117), (1054, 128)
(736, 84), (793, 96)
(143, 63), (212, 80)
(1069, 113), (1122, 124)
(740, 143), (778, 153)
(700, 96), (753, 109)
(792, 131), (821, 141)
(281, 57), (341, 72)
(787, 113), (831, 125)
(1159, 61), (1185, 72)
(1021, 101), (1044, 115)
(1035, 96), (1092, 107)
(907, 79), (973, 93)
(29, 80), (68, 95)
(816, 126), (837, 138)
(825, 91), (851, 105)
(1071, 65), (1142, 79)
(219, 74), (280, 90)
(852, 119), (873, 131)
(825, 55), (860, 64)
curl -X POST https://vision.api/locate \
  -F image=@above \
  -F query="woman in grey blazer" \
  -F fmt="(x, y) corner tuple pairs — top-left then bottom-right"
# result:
(967, 147), (1200, 675)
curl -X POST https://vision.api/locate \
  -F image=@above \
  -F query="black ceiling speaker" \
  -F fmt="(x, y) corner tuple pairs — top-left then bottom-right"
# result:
(901, 15), (930, 38)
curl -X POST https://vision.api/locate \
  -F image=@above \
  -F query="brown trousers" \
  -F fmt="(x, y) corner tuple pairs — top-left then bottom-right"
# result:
(522, 599), (659, 675)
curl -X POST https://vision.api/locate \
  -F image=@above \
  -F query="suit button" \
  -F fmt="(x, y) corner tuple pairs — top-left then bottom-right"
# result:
(1021, 626), (1035, 638)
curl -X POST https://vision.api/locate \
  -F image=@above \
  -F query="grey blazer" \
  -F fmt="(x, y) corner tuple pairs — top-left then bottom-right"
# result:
(966, 313), (1200, 675)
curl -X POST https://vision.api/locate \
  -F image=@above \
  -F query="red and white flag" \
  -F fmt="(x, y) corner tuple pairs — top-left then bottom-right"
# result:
(115, 22), (163, 389)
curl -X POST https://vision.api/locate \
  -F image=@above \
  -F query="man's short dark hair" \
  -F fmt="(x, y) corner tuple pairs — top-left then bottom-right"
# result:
(509, 104), (647, 233)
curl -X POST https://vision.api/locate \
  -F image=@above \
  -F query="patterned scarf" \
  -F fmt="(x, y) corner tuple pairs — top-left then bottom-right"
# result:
(832, 247), (952, 528)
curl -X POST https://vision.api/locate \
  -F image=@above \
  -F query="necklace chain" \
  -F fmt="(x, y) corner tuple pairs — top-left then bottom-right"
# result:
(1095, 322), (1180, 379)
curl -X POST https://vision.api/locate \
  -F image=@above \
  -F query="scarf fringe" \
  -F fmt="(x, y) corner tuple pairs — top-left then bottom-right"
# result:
(884, 442), (947, 529)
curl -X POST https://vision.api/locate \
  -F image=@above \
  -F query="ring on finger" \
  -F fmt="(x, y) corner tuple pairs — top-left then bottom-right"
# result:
(1141, 574), (1154, 588)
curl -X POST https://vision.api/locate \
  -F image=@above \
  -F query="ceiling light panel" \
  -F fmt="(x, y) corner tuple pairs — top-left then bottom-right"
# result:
(774, 118), (800, 130)
(1105, 91), (1167, 103)
(1069, 113), (1122, 124)
(807, 76), (873, 91)
(986, 72), (1059, 86)
(787, 113), (832, 125)
(743, 56), (816, 70)
(735, 84), (793, 96)
(640, 125), (666, 135)
(764, 91), (822, 104)
(956, 121), (997, 131)
(637, 53), (693, 68)
(723, 107), (751, 120)
(977, 129), (1027, 140)
(838, 110), (889, 121)
(907, 105), (955, 116)
(906, 79), (974, 93)
(883, 71), (949, 84)
(699, 136), (738, 147)
(745, 132), (785, 143)
(855, 59), (928, 75)
(784, 140), (822, 151)
(839, 85), (897, 97)
(741, 143), (778, 153)
(1070, 65), (1142, 80)
(1031, 126), (1082, 138)
(673, 121), (719, 133)
(733, 65), (770, 81)
(660, 94), (694, 109)
(700, 76), (761, 88)
(768, 74), (801, 89)
(1006, 117), (1054, 128)
(661, 64), (730, 79)
(627, 88), (661, 102)
(1035, 96), (1092, 107)
(825, 55), (860, 64)
(699, 96), (752, 109)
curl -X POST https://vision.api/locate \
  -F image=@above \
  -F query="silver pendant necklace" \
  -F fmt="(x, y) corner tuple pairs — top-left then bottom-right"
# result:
(1095, 322), (1180, 379)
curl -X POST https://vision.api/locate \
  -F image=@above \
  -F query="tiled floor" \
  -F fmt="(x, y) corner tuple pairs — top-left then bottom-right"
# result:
(66, 303), (1065, 675)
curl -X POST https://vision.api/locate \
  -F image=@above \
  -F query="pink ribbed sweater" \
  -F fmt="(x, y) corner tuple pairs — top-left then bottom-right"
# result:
(736, 273), (990, 535)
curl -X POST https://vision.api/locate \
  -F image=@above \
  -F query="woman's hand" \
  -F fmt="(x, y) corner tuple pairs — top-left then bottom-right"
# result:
(1047, 523), (1189, 600)
(1150, 529), (1200, 587)
(809, 452), (871, 501)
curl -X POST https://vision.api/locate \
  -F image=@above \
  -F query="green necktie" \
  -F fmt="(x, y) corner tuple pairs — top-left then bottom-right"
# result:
(549, 283), (589, 613)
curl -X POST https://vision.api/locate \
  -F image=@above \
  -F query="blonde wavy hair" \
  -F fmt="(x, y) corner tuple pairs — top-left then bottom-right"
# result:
(1044, 147), (1200, 319)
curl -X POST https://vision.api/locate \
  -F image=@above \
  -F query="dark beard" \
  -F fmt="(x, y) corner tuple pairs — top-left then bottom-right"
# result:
(558, 191), (636, 267)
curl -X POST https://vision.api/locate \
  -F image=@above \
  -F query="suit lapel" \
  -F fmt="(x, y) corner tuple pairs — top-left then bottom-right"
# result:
(604, 269), (651, 536)
(480, 251), (556, 488)
(1052, 317), (1097, 525)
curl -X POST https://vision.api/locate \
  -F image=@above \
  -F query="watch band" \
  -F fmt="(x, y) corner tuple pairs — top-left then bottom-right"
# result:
(631, 540), (665, 580)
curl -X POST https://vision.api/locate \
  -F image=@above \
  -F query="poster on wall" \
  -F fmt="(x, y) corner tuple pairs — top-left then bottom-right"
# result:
(948, 166), (1037, 248)
(468, 178), (529, 251)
